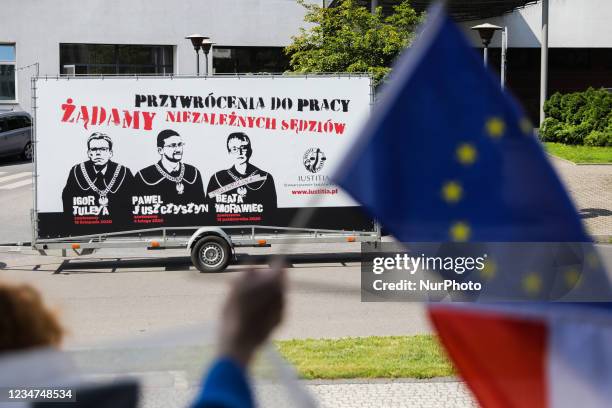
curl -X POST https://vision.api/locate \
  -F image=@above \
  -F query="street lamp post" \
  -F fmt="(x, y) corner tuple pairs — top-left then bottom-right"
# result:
(501, 26), (508, 89)
(201, 38), (214, 76)
(185, 34), (208, 76)
(471, 23), (502, 67)
(540, 0), (549, 125)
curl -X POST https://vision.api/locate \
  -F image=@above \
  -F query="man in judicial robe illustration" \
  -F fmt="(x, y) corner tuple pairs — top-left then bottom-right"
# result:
(62, 132), (132, 222)
(207, 132), (277, 222)
(135, 129), (205, 205)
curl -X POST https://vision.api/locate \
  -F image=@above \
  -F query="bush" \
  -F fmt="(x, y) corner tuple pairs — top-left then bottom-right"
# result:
(541, 88), (612, 146)
(539, 117), (562, 142)
(584, 129), (612, 147)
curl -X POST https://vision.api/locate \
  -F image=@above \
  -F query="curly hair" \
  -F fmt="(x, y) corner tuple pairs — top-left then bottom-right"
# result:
(0, 282), (64, 352)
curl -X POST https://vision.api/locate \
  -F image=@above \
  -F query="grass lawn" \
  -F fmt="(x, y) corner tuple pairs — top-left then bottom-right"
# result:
(275, 335), (454, 379)
(544, 142), (612, 164)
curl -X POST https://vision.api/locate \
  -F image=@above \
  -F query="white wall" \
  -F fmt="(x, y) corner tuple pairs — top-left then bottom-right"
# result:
(0, 0), (321, 113)
(461, 0), (612, 48)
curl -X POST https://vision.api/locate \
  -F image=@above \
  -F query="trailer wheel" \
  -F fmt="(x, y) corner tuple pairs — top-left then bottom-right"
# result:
(191, 236), (231, 273)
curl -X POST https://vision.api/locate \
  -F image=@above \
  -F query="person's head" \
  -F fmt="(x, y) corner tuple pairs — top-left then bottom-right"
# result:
(87, 132), (113, 167)
(157, 129), (184, 163)
(226, 133), (252, 166)
(0, 282), (64, 353)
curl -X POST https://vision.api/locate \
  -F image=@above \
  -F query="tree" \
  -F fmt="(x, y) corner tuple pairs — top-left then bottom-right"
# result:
(285, 0), (423, 85)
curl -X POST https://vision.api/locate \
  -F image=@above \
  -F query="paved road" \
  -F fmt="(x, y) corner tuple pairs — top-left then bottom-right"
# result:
(0, 245), (431, 346)
(0, 159), (33, 244)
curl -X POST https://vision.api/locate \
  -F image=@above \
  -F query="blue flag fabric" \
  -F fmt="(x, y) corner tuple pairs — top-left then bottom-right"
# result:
(333, 4), (588, 243)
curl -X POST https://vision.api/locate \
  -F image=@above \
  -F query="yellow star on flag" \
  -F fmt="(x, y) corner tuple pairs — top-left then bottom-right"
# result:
(456, 143), (477, 165)
(564, 268), (581, 288)
(485, 117), (505, 138)
(449, 222), (470, 242)
(522, 273), (542, 295)
(480, 258), (497, 280)
(442, 181), (462, 203)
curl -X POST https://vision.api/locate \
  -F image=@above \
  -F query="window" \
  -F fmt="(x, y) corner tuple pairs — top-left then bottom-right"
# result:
(60, 44), (174, 75)
(6, 117), (22, 131)
(0, 116), (29, 133)
(213, 47), (290, 74)
(0, 44), (16, 102)
(13, 116), (31, 129)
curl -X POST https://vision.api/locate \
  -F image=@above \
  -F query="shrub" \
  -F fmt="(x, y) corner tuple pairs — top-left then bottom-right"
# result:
(539, 117), (562, 142)
(584, 129), (612, 147)
(541, 88), (612, 146)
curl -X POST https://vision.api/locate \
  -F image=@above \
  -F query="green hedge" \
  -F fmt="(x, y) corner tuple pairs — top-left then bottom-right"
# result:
(540, 87), (612, 146)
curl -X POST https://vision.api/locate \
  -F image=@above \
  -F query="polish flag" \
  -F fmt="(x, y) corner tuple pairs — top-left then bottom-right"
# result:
(429, 304), (612, 408)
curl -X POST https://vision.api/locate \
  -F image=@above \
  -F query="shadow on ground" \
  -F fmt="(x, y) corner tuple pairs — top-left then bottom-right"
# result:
(580, 208), (612, 219)
(0, 156), (31, 167)
(53, 252), (362, 274)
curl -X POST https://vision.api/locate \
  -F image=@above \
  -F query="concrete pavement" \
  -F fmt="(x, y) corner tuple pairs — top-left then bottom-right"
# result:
(305, 379), (477, 408)
(551, 156), (612, 241)
(0, 159), (33, 244)
(0, 245), (432, 345)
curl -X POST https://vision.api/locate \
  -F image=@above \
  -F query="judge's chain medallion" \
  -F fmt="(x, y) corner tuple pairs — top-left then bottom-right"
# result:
(80, 163), (122, 207)
(155, 162), (186, 195)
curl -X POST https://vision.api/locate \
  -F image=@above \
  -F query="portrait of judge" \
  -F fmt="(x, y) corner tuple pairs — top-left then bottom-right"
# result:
(135, 129), (205, 204)
(206, 132), (277, 217)
(62, 132), (132, 219)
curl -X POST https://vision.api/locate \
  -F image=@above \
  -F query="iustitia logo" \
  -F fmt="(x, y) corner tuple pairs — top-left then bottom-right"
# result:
(303, 148), (326, 173)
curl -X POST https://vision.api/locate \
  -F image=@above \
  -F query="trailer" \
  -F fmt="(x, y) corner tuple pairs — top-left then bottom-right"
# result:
(30, 74), (380, 272)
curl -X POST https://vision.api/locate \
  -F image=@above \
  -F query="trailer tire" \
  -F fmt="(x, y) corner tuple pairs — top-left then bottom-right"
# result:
(191, 236), (231, 273)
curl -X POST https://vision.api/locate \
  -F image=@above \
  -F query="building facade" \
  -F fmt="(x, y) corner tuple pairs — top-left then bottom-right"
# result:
(0, 0), (321, 113)
(461, 0), (612, 122)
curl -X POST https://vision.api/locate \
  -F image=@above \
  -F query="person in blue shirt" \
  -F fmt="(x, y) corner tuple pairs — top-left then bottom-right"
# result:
(192, 267), (285, 408)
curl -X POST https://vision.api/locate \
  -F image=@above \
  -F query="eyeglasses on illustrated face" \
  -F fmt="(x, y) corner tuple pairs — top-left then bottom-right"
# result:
(229, 146), (249, 154)
(164, 142), (185, 149)
(89, 147), (110, 153)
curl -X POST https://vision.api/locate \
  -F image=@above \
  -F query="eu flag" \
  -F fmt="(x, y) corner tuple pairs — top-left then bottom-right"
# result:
(333, 6), (612, 406)
(333, 4), (587, 243)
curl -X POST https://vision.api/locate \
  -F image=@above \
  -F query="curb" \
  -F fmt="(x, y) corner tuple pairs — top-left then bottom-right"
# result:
(548, 154), (612, 166)
(594, 236), (612, 244)
(300, 377), (462, 385)
(549, 154), (578, 166)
